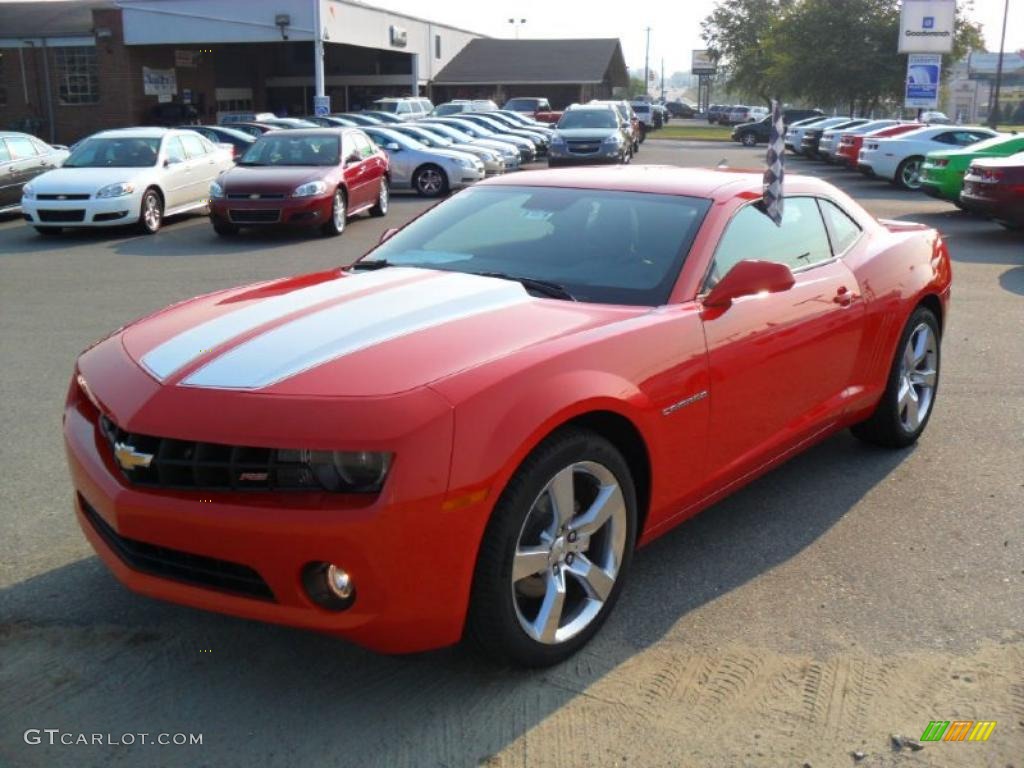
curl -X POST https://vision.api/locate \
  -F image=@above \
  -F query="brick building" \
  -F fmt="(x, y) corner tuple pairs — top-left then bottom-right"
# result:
(0, 0), (482, 145)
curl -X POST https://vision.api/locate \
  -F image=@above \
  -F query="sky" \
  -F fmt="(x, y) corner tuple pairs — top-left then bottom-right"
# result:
(7, 0), (1022, 74)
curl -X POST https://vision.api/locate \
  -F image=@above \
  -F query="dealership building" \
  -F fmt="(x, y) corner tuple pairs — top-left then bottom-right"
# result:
(0, 0), (483, 143)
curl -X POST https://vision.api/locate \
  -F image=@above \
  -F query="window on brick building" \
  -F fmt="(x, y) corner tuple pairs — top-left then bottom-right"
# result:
(0, 52), (7, 107)
(55, 46), (99, 105)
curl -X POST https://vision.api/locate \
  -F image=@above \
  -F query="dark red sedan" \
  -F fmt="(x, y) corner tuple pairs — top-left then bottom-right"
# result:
(209, 128), (389, 237)
(960, 152), (1024, 230)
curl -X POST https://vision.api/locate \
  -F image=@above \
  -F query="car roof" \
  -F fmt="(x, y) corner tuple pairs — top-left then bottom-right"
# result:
(90, 127), (173, 139)
(481, 165), (838, 202)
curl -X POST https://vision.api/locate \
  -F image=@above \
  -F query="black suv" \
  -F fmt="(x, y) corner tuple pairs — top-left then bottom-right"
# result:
(707, 105), (729, 124)
(731, 109), (826, 146)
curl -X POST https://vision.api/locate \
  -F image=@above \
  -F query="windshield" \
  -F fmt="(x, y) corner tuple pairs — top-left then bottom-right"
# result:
(558, 110), (618, 130)
(506, 99), (540, 110)
(363, 186), (711, 306)
(238, 134), (339, 166)
(449, 120), (490, 137)
(402, 129), (450, 148)
(373, 101), (400, 113)
(969, 135), (1022, 152)
(367, 129), (426, 151)
(433, 104), (464, 116)
(64, 137), (160, 168)
(424, 124), (475, 143)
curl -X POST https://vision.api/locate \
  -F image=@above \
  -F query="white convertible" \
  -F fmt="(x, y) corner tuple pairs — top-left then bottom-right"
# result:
(21, 127), (233, 234)
(856, 125), (997, 189)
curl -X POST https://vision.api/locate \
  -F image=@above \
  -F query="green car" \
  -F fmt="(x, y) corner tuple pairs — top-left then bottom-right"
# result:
(920, 134), (1024, 203)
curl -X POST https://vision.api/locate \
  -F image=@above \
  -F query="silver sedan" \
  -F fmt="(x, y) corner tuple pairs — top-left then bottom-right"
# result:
(362, 126), (484, 198)
(388, 124), (506, 176)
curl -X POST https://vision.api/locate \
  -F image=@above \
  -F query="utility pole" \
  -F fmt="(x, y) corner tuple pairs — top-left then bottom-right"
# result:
(660, 57), (665, 101)
(643, 27), (651, 99)
(988, 0), (1009, 129)
(313, 0), (325, 102)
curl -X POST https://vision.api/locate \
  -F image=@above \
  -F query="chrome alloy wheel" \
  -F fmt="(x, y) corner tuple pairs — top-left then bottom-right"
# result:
(332, 190), (346, 231)
(417, 168), (444, 195)
(511, 461), (627, 645)
(142, 192), (161, 231)
(897, 322), (938, 432)
(901, 158), (923, 189)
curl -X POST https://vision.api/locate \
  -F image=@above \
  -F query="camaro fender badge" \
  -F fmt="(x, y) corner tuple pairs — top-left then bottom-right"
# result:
(662, 390), (709, 417)
(113, 441), (155, 470)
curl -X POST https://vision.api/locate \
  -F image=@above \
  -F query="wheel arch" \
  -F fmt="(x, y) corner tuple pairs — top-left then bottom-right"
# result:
(917, 292), (944, 334)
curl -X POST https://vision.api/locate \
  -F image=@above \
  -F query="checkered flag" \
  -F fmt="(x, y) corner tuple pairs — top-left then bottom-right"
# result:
(762, 99), (785, 226)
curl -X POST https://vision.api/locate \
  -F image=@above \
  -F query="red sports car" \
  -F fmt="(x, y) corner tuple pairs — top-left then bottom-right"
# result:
(836, 123), (922, 169)
(209, 128), (389, 237)
(960, 152), (1024, 229)
(65, 167), (951, 666)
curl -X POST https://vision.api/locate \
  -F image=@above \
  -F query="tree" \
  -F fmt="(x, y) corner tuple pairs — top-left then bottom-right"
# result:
(701, 0), (790, 106)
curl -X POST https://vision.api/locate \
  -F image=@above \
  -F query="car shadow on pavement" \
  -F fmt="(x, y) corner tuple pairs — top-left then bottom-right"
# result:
(0, 431), (910, 768)
(998, 265), (1024, 296)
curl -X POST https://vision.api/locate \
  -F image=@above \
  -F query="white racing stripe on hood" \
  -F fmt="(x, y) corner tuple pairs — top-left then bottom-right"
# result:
(181, 271), (531, 390)
(141, 268), (418, 380)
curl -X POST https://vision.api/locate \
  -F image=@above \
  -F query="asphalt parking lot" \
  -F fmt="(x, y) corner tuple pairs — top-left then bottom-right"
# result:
(1, 141), (1022, 768)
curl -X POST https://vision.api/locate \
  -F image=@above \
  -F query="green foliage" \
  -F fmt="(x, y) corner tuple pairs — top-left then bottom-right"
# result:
(702, 0), (985, 112)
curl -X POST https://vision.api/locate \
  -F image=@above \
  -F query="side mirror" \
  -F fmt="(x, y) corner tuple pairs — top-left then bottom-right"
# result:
(703, 260), (795, 308)
(380, 227), (399, 243)
(385, 142), (401, 152)
(344, 152), (362, 167)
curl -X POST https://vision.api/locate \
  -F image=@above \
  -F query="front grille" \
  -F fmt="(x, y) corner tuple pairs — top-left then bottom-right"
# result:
(567, 141), (600, 154)
(100, 415), (318, 492)
(227, 193), (286, 200)
(38, 209), (86, 222)
(38, 193), (91, 201)
(79, 495), (275, 601)
(228, 209), (281, 223)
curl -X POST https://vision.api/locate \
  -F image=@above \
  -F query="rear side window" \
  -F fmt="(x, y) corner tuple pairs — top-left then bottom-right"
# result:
(819, 199), (862, 254)
(707, 197), (832, 288)
(0, 141), (11, 163)
(6, 136), (37, 159)
(180, 134), (208, 158)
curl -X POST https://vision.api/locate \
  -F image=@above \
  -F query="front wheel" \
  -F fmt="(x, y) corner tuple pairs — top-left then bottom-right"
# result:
(413, 165), (448, 198)
(212, 219), (239, 236)
(466, 429), (637, 667)
(894, 157), (924, 190)
(321, 189), (346, 236)
(741, 132), (757, 147)
(137, 189), (163, 234)
(851, 306), (940, 448)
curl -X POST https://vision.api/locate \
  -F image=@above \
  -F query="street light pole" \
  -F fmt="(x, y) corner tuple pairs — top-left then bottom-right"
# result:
(987, 0), (1009, 129)
(313, 0), (325, 100)
(508, 18), (526, 39)
(643, 27), (651, 99)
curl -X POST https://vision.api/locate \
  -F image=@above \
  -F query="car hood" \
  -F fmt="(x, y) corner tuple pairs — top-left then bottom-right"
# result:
(27, 166), (152, 194)
(429, 148), (479, 164)
(219, 165), (330, 192)
(555, 128), (619, 140)
(105, 267), (642, 399)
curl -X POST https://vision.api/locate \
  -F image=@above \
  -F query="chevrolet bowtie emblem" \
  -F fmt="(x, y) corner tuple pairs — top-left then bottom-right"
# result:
(114, 441), (154, 470)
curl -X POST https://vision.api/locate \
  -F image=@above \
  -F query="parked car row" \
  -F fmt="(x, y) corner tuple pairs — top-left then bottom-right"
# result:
(780, 114), (1023, 230)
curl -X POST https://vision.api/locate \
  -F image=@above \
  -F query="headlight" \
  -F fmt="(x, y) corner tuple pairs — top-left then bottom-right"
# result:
(292, 180), (328, 197)
(603, 135), (622, 145)
(457, 156), (475, 168)
(274, 449), (392, 492)
(551, 136), (566, 146)
(96, 182), (135, 199)
(210, 181), (225, 199)
(22, 184), (35, 200)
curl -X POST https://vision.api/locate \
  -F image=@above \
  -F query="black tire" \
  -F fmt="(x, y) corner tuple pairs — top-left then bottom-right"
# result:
(465, 428), (638, 667)
(369, 177), (389, 217)
(638, 124), (647, 143)
(212, 219), (239, 236)
(413, 164), (448, 198)
(894, 156), (924, 190)
(137, 188), (163, 234)
(997, 220), (1022, 231)
(321, 188), (346, 236)
(851, 305), (941, 449)
(34, 226), (62, 235)
(740, 132), (757, 147)
(633, 138), (640, 154)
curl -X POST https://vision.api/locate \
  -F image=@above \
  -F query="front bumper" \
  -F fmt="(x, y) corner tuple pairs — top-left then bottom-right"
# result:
(63, 353), (492, 654)
(21, 192), (142, 227)
(548, 144), (624, 165)
(451, 165), (485, 187)
(210, 194), (333, 227)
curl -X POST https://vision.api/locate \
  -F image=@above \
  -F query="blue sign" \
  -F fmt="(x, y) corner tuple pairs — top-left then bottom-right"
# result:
(905, 54), (941, 108)
(313, 95), (331, 117)
(922, 16), (935, 29)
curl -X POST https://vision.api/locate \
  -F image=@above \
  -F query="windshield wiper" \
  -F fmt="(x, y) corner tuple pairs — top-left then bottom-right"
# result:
(473, 272), (576, 301)
(348, 259), (392, 270)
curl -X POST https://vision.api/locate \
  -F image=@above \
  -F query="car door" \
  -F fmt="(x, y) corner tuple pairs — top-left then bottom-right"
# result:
(179, 133), (220, 204)
(355, 131), (385, 201)
(341, 132), (369, 207)
(160, 136), (192, 209)
(699, 196), (866, 486)
(0, 140), (17, 208)
(4, 136), (41, 200)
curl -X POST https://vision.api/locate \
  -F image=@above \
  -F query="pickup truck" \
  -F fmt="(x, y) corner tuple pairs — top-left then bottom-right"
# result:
(503, 97), (563, 124)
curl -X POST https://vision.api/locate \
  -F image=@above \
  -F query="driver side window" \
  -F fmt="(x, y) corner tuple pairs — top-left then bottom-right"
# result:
(705, 197), (832, 290)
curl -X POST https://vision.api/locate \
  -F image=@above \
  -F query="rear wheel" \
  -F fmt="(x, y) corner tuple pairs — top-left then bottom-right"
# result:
(466, 429), (637, 667)
(852, 306), (940, 448)
(369, 177), (389, 217)
(741, 132), (758, 147)
(34, 226), (62, 236)
(894, 157), (924, 190)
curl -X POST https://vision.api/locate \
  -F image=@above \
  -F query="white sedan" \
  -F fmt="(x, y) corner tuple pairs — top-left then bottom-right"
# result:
(785, 116), (850, 155)
(856, 125), (997, 189)
(21, 127), (233, 234)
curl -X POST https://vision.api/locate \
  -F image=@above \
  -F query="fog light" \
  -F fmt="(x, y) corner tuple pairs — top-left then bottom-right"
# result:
(326, 565), (353, 599)
(302, 561), (356, 610)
